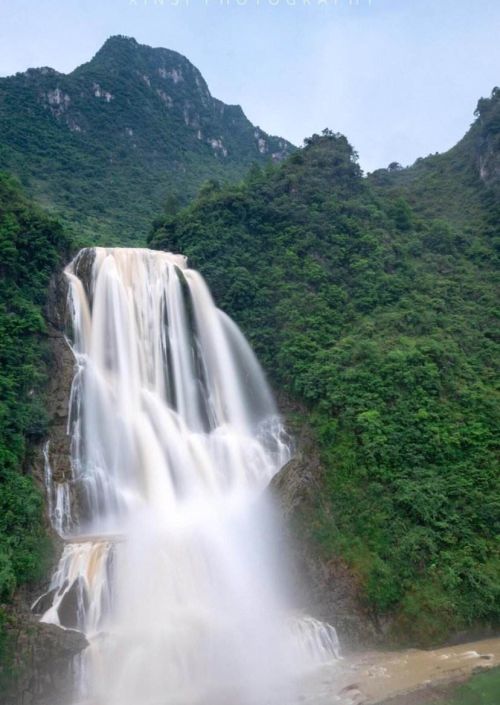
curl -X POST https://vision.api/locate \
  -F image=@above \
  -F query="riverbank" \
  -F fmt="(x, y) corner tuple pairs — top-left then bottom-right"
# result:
(376, 667), (500, 705)
(299, 637), (500, 704)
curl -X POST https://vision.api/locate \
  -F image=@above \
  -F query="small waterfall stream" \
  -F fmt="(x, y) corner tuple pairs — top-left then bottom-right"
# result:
(37, 248), (339, 704)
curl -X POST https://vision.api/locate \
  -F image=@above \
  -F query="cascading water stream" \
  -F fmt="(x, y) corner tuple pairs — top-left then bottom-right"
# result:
(37, 248), (339, 705)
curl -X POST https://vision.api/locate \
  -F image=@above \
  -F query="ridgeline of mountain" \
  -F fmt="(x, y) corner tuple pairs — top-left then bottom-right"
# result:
(149, 91), (500, 646)
(0, 35), (293, 244)
(369, 86), (500, 228)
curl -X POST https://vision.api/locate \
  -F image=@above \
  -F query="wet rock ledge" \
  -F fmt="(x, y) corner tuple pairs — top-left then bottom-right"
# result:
(0, 605), (87, 705)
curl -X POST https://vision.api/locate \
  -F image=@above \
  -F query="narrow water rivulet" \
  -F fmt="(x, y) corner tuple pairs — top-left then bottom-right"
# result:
(37, 248), (339, 705)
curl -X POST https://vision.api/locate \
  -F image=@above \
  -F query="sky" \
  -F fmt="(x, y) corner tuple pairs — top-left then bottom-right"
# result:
(0, 0), (499, 172)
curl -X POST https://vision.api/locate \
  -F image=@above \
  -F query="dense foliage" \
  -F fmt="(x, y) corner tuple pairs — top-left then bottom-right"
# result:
(0, 173), (70, 601)
(0, 36), (292, 245)
(149, 114), (499, 643)
(0, 35), (498, 653)
(441, 668), (500, 705)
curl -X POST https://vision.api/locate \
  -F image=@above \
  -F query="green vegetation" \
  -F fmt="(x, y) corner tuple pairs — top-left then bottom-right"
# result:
(0, 35), (292, 245)
(431, 668), (500, 705)
(149, 100), (499, 643)
(382, 668), (500, 705)
(0, 173), (70, 601)
(0, 31), (498, 653)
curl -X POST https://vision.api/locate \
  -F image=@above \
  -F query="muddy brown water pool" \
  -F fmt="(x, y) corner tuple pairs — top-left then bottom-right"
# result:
(297, 637), (500, 704)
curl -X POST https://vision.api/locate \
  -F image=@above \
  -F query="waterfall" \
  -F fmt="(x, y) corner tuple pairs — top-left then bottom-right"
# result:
(38, 247), (339, 705)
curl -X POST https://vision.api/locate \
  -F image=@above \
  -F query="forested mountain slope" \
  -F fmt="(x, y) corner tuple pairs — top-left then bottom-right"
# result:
(0, 36), (292, 244)
(370, 87), (500, 230)
(149, 94), (499, 644)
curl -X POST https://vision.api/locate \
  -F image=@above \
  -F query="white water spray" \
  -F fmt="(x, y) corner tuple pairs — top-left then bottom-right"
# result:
(38, 248), (339, 705)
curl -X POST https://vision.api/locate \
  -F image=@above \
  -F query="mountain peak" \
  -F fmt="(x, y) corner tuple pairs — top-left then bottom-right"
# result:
(103, 34), (138, 47)
(82, 35), (189, 74)
(0, 37), (294, 243)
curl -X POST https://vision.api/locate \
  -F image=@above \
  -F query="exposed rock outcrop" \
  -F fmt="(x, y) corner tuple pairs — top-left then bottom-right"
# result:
(475, 87), (500, 188)
(271, 402), (387, 650)
(0, 35), (294, 244)
(37, 269), (74, 487)
(0, 606), (87, 705)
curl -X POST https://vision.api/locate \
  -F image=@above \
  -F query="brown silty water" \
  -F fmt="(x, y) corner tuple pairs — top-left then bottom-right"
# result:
(297, 637), (500, 704)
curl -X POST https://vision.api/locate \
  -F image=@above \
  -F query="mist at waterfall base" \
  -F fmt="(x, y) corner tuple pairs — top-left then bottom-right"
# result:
(37, 248), (339, 705)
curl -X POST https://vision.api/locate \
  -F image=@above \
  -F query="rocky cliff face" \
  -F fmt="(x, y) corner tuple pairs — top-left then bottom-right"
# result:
(0, 607), (87, 705)
(270, 399), (388, 651)
(475, 87), (500, 188)
(35, 271), (74, 489)
(0, 35), (294, 244)
(1, 267), (87, 705)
